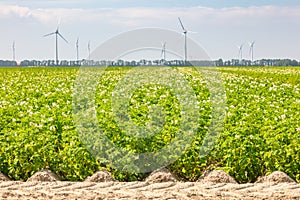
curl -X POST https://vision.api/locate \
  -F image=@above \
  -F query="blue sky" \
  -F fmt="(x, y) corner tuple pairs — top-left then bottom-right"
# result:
(0, 0), (300, 62)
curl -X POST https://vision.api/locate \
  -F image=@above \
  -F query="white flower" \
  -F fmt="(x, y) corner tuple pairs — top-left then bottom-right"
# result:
(48, 117), (54, 122)
(52, 102), (59, 108)
(44, 92), (51, 97)
(296, 127), (300, 132)
(50, 126), (56, 131)
(19, 101), (24, 106)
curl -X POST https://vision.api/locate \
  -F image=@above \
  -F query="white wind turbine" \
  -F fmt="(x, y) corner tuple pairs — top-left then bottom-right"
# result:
(161, 42), (166, 60)
(249, 41), (255, 64)
(76, 37), (79, 62)
(178, 17), (188, 62)
(237, 44), (244, 64)
(44, 26), (68, 66)
(88, 41), (91, 61)
(12, 41), (15, 61)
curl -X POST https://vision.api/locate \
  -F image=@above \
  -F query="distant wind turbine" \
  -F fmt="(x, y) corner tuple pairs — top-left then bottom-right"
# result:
(12, 41), (15, 61)
(249, 41), (255, 64)
(237, 44), (244, 63)
(161, 42), (166, 60)
(76, 37), (79, 62)
(43, 26), (68, 66)
(88, 41), (91, 61)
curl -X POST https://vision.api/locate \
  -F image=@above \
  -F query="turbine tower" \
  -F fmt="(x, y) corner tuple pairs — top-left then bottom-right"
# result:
(161, 42), (166, 60)
(44, 27), (68, 66)
(12, 41), (15, 61)
(237, 44), (244, 64)
(249, 41), (255, 64)
(178, 17), (188, 62)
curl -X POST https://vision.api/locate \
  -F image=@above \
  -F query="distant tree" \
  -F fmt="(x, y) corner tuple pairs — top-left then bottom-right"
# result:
(215, 58), (223, 66)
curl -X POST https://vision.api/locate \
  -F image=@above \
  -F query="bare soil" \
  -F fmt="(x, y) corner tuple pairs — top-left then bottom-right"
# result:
(0, 170), (299, 199)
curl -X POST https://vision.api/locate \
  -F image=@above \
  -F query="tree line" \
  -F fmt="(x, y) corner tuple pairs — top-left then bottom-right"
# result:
(0, 58), (299, 67)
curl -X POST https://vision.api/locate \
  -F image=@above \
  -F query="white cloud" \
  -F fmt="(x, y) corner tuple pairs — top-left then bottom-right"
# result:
(0, 5), (31, 18)
(1, 5), (300, 27)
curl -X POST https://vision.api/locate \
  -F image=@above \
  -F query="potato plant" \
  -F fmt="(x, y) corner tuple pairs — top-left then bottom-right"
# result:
(0, 66), (299, 183)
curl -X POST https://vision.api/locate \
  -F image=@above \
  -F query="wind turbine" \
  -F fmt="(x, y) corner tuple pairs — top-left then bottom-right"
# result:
(44, 27), (68, 66)
(76, 37), (79, 62)
(161, 42), (166, 60)
(237, 44), (244, 64)
(12, 41), (15, 61)
(178, 17), (188, 62)
(88, 41), (91, 61)
(249, 41), (255, 64)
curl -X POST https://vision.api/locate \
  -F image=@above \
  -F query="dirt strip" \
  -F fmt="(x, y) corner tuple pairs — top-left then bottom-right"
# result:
(0, 181), (300, 199)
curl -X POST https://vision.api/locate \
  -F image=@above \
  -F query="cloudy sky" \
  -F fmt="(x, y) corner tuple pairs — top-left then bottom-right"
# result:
(0, 0), (300, 62)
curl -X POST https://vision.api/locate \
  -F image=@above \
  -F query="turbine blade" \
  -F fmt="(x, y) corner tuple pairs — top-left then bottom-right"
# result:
(58, 32), (68, 43)
(43, 32), (56, 37)
(178, 17), (186, 31)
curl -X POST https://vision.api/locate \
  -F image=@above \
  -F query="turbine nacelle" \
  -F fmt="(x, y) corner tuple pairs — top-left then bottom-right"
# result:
(76, 38), (79, 48)
(249, 41), (255, 48)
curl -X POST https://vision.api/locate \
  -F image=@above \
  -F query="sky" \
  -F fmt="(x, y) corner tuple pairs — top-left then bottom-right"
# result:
(0, 0), (300, 62)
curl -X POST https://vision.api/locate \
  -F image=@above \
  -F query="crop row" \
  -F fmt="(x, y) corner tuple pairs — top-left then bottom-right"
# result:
(0, 66), (299, 183)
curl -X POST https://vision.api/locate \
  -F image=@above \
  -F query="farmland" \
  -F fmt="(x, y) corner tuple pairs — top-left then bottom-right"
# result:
(0, 66), (299, 183)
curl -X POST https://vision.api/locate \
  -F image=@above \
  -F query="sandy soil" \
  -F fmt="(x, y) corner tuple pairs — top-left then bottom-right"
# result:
(0, 170), (299, 199)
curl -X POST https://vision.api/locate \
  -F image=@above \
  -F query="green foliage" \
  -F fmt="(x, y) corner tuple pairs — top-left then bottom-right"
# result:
(0, 66), (299, 183)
